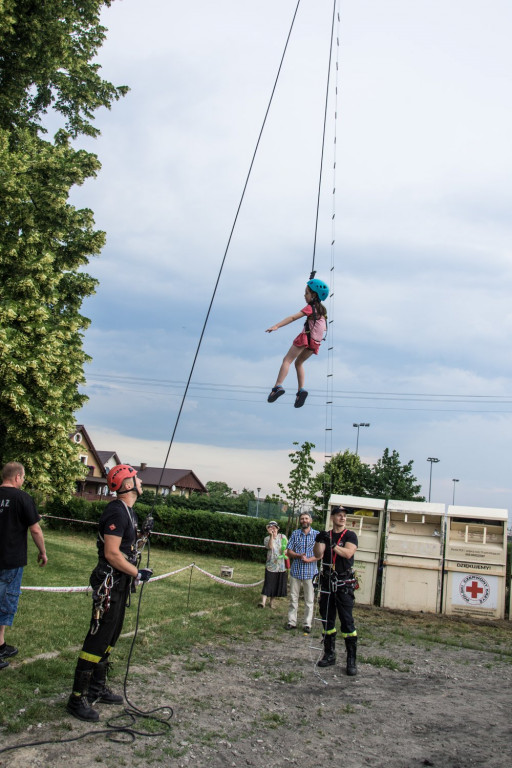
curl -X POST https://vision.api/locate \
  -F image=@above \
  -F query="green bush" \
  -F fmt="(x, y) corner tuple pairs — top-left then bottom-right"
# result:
(42, 498), (267, 562)
(43, 496), (107, 533)
(139, 489), (254, 516)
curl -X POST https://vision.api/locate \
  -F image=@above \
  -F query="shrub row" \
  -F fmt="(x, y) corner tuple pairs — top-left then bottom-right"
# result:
(42, 497), (273, 562)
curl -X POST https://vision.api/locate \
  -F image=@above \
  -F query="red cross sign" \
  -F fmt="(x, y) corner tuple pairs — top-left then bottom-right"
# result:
(465, 580), (484, 599)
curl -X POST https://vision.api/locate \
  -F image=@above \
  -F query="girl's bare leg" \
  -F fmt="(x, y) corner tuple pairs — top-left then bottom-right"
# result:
(294, 348), (314, 390)
(274, 345), (302, 387)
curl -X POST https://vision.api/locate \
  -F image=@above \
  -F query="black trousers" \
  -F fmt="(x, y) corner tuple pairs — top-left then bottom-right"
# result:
(78, 568), (132, 667)
(318, 577), (356, 637)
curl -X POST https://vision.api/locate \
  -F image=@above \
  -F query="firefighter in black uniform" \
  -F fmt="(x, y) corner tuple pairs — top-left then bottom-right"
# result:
(67, 464), (152, 722)
(313, 505), (358, 675)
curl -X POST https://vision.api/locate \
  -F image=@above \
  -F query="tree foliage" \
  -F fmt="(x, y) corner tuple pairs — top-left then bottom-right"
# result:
(310, 450), (371, 509)
(310, 448), (424, 505)
(205, 481), (232, 497)
(0, 1), (127, 497)
(367, 448), (424, 501)
(278, 441), (316, 532)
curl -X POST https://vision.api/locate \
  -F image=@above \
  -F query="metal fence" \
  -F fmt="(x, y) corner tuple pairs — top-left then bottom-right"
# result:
(247, 499), (284, 520)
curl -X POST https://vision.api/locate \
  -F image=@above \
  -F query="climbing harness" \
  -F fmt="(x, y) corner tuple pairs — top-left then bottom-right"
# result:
(90, 568), (114, 635)
(322, 565), (359, 594)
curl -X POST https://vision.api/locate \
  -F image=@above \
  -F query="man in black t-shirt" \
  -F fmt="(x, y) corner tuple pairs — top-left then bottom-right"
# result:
(0, 462), (48, 670)
(313, 506), (359, 675)
(67, 464), (152, 722)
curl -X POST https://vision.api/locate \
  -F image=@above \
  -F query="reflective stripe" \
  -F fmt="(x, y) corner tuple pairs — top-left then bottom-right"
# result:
(341, 630), (357, 638)
(325, 628), (337, 636)
(79, 650), (102, 663)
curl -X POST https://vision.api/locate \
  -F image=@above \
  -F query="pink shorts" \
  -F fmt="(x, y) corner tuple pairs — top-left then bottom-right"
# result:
(293, 332), (321, 355)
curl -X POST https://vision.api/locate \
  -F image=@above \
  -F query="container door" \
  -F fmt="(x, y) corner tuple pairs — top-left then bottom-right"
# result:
(381, 500), (445, 613)
(327, 494), (385, 606)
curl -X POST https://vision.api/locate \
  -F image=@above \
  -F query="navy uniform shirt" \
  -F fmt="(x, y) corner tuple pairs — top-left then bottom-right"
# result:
(97, 498), (138, 563)
(316, 528), (358, 576)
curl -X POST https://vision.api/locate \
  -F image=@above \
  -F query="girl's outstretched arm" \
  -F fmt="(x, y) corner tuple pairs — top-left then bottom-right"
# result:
(266, 310), (305, 333)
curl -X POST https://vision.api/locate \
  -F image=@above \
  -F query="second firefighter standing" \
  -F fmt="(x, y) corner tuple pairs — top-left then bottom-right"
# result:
(313, 505), (359, 676)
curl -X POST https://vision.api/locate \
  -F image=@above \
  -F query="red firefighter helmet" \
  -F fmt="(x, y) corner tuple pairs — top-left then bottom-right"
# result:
(107, 464), (138, 493)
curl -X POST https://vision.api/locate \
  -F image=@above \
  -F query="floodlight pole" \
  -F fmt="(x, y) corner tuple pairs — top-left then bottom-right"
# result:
(353, 423), (370, 456)
(452, 478), (459, 505)
(427, 457), (440, 502)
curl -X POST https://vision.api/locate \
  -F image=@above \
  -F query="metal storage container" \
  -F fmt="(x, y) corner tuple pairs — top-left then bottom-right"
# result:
(327, 494), (385, 606)
(442, 505), (508, 620)
(381, 500), (445, 613)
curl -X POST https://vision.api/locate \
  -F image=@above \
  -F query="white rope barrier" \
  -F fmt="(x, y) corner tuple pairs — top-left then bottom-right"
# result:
(21, 563), (264, 592)
(144, 564), (195, 582)
(192, 564), (263, 588)
(21, 585), (92, 593)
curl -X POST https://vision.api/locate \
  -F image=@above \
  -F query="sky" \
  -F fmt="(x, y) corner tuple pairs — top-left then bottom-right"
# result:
(69, 0), (512, 517)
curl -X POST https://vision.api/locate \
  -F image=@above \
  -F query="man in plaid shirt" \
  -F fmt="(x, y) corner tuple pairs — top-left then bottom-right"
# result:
(284, 512), (319, 634)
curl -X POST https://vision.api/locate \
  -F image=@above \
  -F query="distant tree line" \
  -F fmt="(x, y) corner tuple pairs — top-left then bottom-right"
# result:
(137, 444), (424, 526)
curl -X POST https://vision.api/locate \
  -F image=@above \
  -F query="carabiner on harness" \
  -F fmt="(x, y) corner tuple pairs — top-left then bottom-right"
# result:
(91, 568), (114, 635)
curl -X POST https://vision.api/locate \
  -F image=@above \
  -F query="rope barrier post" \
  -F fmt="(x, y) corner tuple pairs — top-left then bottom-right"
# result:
(186, 562), (195, 610)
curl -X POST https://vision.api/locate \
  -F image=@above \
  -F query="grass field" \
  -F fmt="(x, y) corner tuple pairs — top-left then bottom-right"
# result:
(1, 528), (511, 735)
(1, 528), (266, 731)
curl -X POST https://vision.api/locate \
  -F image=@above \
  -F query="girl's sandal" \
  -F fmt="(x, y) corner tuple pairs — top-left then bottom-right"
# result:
(294, 389), (308, 408)
(267, 386), (285, 403)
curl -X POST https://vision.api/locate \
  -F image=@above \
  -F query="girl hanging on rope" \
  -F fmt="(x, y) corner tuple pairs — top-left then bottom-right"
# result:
(266, 278), (328, 408)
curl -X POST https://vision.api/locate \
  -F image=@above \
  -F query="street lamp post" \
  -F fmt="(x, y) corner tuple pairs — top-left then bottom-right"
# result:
(256, 487), (261, 517)
(353, 423), (370, 456)
(452, 478), (459, 505)
(427, 457), (440, 502)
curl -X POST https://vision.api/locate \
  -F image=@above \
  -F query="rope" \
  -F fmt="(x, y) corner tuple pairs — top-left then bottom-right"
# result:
(20, 563), (264, 592)
(310, 0), (338, 276)
(152, 0), (304, 497)
(322, 1), (341, 513)
(312, 1), (342, 685)
(42, 514), (265, 549)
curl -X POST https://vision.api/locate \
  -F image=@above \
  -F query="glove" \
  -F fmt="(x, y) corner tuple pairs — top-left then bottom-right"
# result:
(315, 531), (330, 545)
(137, 568), (153, 583)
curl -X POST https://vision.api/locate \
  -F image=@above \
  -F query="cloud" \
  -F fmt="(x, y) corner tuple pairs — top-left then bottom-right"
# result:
(85, 425), (325, 499)
(70, 1), (511, 522)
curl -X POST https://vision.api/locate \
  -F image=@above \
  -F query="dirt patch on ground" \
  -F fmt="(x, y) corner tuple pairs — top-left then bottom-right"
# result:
(1, 606), (511, 768)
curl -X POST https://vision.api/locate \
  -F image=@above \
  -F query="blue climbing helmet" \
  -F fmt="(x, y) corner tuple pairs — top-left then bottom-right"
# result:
(307, 278), (329, 302)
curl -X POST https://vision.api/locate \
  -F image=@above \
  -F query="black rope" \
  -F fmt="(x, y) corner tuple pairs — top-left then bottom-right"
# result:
(310, 0), (338, 277)
(106, 546), (174, 739)
(153, 0), (303, 499)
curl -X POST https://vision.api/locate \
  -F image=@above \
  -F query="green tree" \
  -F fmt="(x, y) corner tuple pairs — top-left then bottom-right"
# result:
(205, 481), (232, 497)
(0, 1), (128, 497)
(368, 448), (424, 501)
(237, 487), (256, 503)
(310, 449), (371, 509)
(278, 441), (316, 533)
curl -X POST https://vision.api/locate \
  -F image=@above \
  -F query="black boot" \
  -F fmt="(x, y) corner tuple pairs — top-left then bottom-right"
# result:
(87, 661), (123, 705)
(345, 636), (357, 676)
(67, 670), (100, 722)
(317, 633), (336, 667)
